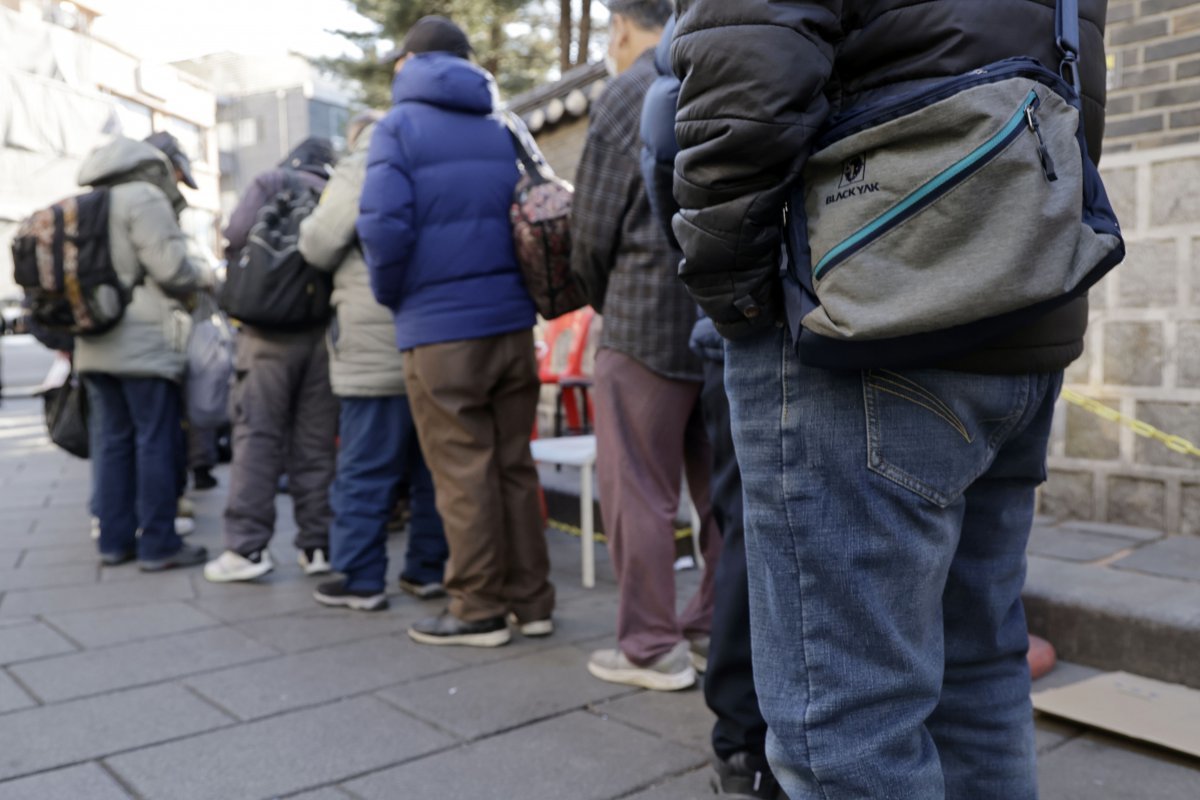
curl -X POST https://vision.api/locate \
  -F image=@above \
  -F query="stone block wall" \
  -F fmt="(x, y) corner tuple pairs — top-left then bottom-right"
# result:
(1106, 0), (1200, 151)
(1041, 143), (1200, 534)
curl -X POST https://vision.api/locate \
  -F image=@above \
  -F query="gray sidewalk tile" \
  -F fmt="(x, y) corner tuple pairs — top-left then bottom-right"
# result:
(379, 645), (632, 740)
(0, 564), (97, 592)
(0, 571), (195, 617)
(0, 684), (230, 781)
(16, 543), (102, 568)
(186, 635), (459, 721)
(107, 696), (453, 800)
(286, 790), (353, 800)
(1057, 521), (1165, 543)
(41, 602), (222, 649)
(345, 711), (705, 800)
(1112, 536), (1200, 582)
(0, 763), (132, 800)
(0, 621), (76, 665)
(0, 550), (18, 569)
(0, 671), (35, 713)
(234, 605), (422, 654)
(1038, 733), (1200, 799)
(593, 688), (715, 754)
(1035, 715), (1086, 755)
(623, 768), (714, 800)
(10, 627), (276, 703)
(189, 578), (327, 623)
(1026, 527), (1140, 563)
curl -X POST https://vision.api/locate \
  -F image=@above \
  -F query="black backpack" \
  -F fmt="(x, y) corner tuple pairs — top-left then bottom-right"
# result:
(219, 171), (332, 329)
(11, 189), (128, 336)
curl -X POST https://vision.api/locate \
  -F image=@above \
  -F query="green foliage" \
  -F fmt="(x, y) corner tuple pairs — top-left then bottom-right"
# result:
(330, 0), (560, 107)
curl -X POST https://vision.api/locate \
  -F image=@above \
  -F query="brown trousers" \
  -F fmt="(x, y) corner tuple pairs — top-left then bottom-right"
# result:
(404, 329), (555, 623)
(593, 348), (723, 665)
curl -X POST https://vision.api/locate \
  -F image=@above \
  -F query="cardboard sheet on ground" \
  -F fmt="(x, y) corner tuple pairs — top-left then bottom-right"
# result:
(1033, 671), (1200, 758)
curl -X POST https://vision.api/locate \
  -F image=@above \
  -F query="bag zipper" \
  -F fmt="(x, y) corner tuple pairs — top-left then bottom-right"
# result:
(813, 89), (1046, 281)
(816, 59), (1071, 148)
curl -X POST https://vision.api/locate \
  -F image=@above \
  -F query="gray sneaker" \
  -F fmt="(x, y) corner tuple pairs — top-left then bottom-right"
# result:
(139, 543), (208, 573)
(688, 635), (710, 674)
(587, 640), (696, 691)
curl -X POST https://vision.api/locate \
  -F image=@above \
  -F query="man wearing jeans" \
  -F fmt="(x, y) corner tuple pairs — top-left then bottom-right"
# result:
(299, 111), (448, 612)
(671, 1), (1110, 798)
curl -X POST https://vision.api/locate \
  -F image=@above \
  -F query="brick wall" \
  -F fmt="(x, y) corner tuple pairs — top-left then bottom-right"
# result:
(1105, 0), (1200, 151)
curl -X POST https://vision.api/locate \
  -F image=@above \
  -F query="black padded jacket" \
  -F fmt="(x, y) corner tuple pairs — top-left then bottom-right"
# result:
(671, 0), (1109, 373)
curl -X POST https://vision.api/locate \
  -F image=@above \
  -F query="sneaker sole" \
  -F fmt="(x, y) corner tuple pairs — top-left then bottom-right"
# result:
(204, 562), (274, 583)
(519, 620), (554, 638)
(690, 651), (708, 674)
(587, 661), (696, 692)
(398, 581), (447, 600)
(139, 557), (206, 573)
(407, 627), (512, 648)
(313, 590), (389, 612)
(302, 564), (333, 576)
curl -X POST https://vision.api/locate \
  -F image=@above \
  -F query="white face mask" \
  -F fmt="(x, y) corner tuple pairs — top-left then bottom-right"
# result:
(604, 52), (619, 77)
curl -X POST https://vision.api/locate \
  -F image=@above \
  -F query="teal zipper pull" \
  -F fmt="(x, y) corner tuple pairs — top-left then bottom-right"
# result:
(1025, 99), (1058, 182)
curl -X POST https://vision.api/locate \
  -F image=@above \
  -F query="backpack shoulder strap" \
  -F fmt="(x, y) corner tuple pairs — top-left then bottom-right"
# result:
(1056, 0), (1082, 96)
(502, 112), (548, 180)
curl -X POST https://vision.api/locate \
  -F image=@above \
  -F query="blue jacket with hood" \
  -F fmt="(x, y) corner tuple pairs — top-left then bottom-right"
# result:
(358, 52), (535, 350)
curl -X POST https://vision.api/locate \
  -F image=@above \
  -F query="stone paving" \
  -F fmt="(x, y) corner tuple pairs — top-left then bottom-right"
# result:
(1, 395), (1199, 799)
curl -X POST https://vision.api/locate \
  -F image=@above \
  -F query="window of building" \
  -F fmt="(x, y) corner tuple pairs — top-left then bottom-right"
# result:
(237, 118), (259, 147)
(217, 121), (236, 152)
(113, 98), (153, 141)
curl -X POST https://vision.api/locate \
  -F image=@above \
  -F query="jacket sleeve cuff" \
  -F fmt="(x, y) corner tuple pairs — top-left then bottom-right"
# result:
(706, 281), (784, 340)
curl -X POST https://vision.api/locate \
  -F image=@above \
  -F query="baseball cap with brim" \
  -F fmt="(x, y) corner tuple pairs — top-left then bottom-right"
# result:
(143, 131), (198, 190)
(384, 15), (472, 64)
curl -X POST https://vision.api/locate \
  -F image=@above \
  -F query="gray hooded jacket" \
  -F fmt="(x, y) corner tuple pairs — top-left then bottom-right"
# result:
(298, 125), (405, 398)
(73, 138), (205, 382)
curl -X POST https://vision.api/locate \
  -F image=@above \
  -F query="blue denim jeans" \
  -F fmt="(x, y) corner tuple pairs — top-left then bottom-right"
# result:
(330, 395), (448, 592)
(725, 328), (1061, 800)
(84, 374), (184, 562)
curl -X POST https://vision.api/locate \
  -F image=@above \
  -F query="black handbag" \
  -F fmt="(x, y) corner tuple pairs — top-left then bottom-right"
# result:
(42, 375), (89, 459)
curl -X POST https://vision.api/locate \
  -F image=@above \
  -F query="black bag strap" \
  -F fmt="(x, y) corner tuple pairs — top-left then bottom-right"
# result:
(1056, 0), (1082, 96)
(502, 112), (549, 183)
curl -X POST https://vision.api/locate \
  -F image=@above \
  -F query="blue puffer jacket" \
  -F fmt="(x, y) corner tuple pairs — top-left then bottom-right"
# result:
(358, 53), (535, 350)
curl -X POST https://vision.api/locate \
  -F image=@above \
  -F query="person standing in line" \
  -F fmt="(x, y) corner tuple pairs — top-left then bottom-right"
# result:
(573, 0), (722, 693)
(299, 110), (449, 613)
(75, 134), (208, 571)
(359, 16), (554, 646)
(671, 1), (1111, 797)
(204, 138), (338, 583)
(639, 13), (782, 797)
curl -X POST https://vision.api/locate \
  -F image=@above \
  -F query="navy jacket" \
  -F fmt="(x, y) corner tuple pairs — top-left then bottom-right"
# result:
(639, 15), (680, 251)
(358, 53), (534, 351)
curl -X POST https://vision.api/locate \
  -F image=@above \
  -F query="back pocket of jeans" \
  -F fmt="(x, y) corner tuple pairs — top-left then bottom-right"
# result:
(863, 369), (1024, 507)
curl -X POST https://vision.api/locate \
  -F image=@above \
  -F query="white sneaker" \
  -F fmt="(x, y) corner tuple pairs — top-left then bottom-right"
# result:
(507, 613), (554, 638)
(90, 516), (100, 540)
(298, 548), (332, 576)
(174, 517), (196, 537)
(587, 641), (696, 692)
(204, 550), (274, 583)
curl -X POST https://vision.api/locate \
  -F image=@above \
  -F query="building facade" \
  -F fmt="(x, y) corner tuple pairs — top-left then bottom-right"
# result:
(0, 0), (221, 300)
(176, 53), (354, 222)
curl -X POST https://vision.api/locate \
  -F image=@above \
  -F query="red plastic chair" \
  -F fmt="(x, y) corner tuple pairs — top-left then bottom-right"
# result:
(537, 307), (596, 437)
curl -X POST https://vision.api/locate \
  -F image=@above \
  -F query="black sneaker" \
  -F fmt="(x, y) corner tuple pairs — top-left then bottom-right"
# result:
(398, 576), (447, 600)
(713, 752), (784, 799)
(99, 549), (136, 567)
(314, 580), (389, 612)
(408, 611), (511, 648)
(192, 468), (218, 491)
(139, 543), (208, 573)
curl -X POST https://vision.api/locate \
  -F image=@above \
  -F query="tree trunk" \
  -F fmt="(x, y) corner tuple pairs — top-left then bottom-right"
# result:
(484, 13), (503, 78)
(559, 0), (573, 72)
(577, 0), (591, 67)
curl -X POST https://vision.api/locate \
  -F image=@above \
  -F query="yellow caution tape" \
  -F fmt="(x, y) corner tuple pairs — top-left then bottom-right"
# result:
(1061, 388), (1200, 459)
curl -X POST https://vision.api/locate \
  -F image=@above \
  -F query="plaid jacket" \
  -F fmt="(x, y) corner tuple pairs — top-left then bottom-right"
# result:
(571, 49), (701, 382)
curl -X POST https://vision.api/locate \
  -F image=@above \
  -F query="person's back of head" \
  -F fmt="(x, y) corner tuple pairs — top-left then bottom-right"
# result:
(603, 0), (673, 75)
(281, 137), (336, 176)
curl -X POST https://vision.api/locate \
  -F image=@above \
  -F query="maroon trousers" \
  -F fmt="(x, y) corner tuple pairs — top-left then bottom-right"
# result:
(593, 348), (722, 665)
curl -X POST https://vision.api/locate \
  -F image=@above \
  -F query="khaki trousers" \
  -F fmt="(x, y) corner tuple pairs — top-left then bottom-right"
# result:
(404, 329), (555, 623)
